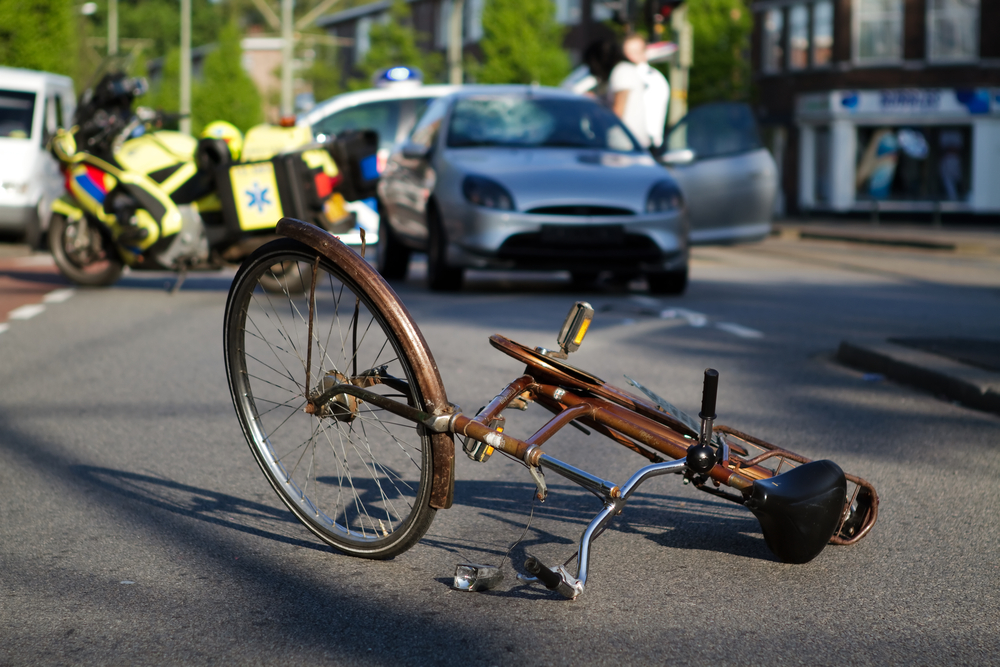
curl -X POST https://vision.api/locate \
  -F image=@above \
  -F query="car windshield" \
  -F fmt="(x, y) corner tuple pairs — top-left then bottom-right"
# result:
(0, 90), (36, 139)
(446, 95), (640, 152)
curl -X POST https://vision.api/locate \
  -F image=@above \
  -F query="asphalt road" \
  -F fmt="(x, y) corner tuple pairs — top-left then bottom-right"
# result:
(1, 237), (998, 665)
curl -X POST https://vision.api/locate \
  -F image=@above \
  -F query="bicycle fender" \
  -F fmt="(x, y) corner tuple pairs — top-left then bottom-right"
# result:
(274, 217), (456, 509)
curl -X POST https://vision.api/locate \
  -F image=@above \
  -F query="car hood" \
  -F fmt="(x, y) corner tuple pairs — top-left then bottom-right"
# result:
(443, 147), (668, 213)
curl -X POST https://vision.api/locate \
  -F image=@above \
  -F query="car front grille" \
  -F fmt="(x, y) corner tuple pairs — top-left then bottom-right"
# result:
(525, 205), (635, 216)
(497, 228), (662, 268)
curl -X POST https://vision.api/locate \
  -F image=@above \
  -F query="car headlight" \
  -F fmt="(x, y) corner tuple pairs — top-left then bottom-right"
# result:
(463, 175), (515, 211)
(645, 180), (684, 213)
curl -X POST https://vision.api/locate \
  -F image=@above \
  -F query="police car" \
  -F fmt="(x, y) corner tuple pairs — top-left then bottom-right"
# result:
(297, 66), (460, 244)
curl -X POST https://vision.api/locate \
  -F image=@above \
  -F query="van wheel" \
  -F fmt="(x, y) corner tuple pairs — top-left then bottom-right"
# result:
(48, 214), (123, 287)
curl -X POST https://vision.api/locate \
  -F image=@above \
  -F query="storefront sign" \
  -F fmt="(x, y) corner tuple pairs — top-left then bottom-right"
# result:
(797, 88), (999, 119)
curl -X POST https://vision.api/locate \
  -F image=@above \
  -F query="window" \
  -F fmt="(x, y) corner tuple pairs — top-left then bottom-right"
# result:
(446, 96), (639, 152)
(555, 0), (581, 25)
(355, 16), (372, 62)
(409, 97), (450, 150)
(788, 5), (809, 70)
(928, 0), (979, 62)
(812, 1), (833, 67)
(762, 9), (784, 73)
(854, 0), (903, 64)
(312, 100), (419, 152)
(854, 125), (971, 201)
(665, 103), (763, 160)
(466, 0), (485, 43)
(0, 90), (36, 139)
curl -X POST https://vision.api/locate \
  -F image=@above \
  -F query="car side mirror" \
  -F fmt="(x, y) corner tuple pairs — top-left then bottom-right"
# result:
(401, 141), (431, 160)
(659, 148), (696, 165)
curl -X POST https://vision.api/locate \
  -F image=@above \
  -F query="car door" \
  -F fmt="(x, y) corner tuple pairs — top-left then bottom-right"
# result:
(381, 96), (451, 243)
(660, 103), (776, 245)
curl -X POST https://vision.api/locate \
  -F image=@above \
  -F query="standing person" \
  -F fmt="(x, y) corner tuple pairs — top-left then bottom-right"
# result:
(608, 33), (651, 148)
(643, 62), (669, 151)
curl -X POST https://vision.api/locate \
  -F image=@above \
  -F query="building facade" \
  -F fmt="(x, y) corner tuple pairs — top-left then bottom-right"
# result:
(751, 0), (1000, 216)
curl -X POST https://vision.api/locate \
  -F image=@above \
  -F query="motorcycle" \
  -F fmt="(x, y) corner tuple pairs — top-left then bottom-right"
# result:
(47, 60), (379, 288)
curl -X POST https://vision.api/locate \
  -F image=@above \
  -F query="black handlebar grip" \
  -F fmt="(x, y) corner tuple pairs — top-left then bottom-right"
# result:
(524, 555), (563, 591)
(700, 368), (719, 419)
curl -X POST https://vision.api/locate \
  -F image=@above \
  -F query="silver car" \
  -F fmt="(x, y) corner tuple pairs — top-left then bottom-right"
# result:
(658, 102), (777, 245)
(376, 86), (689, 292)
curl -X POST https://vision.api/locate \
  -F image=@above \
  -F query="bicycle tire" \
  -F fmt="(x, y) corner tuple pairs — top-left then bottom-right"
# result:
(224, 238), (437, 558)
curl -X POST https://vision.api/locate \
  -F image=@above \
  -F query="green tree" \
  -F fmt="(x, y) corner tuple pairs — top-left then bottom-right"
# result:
(686, 0), (752, 107)
(191, 22), (263, 134)
(350, 0), (443, 90)
(475, 0), (570, 85)
(0, 0), (77, 76)
(302, 39), (343, 104)
(143, 47), (180, 116)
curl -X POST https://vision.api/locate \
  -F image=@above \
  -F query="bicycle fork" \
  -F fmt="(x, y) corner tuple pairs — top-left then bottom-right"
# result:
(520, 456), (688, 599)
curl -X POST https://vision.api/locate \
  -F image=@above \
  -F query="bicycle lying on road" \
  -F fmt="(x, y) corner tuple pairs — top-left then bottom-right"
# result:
(223, 218), (879, 600)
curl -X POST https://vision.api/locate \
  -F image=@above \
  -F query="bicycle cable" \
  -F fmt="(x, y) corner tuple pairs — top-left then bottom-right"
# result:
(497, 489), (537, 571)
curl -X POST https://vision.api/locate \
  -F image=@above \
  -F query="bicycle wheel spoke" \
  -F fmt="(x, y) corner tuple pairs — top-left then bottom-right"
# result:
(225, 241), (437, 557)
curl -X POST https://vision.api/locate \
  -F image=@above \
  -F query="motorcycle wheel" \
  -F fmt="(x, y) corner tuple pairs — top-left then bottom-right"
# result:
(48, 213), (124, 287)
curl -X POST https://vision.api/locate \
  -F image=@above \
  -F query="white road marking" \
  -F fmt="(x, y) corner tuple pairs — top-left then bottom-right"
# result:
(625, 296), (764, 339)
(659, 308), (708, 327)
(715, 322), (764, 339)
(0, 323), (8, 335)
(8, 304), (46, 320)
(43, 288), (75, 304)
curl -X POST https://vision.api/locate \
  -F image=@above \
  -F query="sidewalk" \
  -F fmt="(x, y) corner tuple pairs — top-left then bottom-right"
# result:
(779, 219), (1000, 415)
(772, 219), (1000, 255)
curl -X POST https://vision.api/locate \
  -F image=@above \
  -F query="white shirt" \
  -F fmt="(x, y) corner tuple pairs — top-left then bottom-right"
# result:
(608, 61), (650, 148)
(641, 64), (669, 150)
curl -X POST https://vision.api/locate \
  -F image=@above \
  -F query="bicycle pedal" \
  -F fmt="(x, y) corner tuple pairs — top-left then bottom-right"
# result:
(453, 563), (504, 592)
(462, 415), (504, 462)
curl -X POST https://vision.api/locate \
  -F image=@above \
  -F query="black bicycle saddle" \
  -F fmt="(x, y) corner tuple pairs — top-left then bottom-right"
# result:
(745, 459), (847, 564)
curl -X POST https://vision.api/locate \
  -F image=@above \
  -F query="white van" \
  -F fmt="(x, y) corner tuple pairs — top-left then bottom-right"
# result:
(0, 67), (76, 247)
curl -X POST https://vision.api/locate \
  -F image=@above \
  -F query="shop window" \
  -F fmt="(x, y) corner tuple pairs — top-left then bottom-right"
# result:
(788, 5), (809, 70)
(812, 1), (834, 67)
(762, 9), (784, 74)
(853, 0), (903, 64)
(855, 125), (971, 202)
(928, 0), (979, 62)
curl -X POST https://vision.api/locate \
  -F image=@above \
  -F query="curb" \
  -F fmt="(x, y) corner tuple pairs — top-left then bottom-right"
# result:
(773, 224), (1000, 255)
(837, 339), (1000, 415)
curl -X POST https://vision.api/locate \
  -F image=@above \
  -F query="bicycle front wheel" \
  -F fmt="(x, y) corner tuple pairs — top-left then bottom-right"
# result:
(224, 238), (436, 558)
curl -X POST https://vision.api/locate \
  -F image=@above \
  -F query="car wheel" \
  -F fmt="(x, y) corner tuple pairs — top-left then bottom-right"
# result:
(647, 266), (688, 295)
(376, 206), (410, 280)
(426, 206), (463, 292)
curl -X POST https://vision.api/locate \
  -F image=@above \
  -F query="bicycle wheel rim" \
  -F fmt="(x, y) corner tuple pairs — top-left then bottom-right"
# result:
(225, 240), (435, 558)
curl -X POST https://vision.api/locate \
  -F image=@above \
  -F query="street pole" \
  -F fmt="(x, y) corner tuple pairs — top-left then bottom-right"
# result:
(668, 5), (692, 126)
(108, 0), (118, 55)
(281, 0), (295, 118)
(448, 0), (465, 85)
(180, 0), (191, 135)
